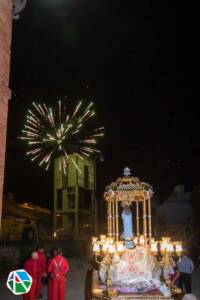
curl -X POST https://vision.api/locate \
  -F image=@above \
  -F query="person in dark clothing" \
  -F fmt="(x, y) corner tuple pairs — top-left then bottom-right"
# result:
(177, 251), (194, 293)
(85, 264), (93, 300)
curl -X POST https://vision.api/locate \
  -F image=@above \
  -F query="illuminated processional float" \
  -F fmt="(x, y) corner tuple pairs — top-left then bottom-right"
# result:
(92, 168), (183, 300)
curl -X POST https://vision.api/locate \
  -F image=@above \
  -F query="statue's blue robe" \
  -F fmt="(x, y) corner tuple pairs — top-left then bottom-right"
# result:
(121, 210), (134, 238)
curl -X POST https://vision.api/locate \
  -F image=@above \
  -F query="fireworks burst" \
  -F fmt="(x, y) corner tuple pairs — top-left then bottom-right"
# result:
(20, 100), (104, 173)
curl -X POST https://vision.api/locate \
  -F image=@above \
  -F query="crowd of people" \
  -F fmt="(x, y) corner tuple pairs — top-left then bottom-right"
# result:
(23, 246), (69, 300)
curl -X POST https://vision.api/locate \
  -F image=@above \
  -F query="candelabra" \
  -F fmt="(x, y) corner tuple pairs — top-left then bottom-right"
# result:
(150, 237), (182, 286)
(150, 237), (182, 257)
(92, 235), (183, 298)
(92, 235), (124, 297)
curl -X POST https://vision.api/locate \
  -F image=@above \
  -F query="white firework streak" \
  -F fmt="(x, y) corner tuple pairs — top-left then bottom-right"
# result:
(21, 100), (104, 171)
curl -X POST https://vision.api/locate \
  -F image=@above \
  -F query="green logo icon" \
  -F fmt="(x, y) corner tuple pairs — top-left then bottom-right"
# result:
(7, 269), (33, 295)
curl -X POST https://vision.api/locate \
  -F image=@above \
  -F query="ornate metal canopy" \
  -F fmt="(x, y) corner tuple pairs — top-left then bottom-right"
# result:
(104, 168), (153, 205)
(102, 168), (153, 239)
(104, 168), (153, 239)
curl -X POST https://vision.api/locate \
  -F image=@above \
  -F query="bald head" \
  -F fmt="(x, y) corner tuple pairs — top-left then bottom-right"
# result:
(31, 251), (39, 260)
(182, 294), (197, 300)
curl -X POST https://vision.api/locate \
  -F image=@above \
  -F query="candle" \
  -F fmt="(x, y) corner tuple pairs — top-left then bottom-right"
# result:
(175, 243), (182, 253)
(151, 241), (158, 253)
(108, 237), (114, 244)
(108, 244), (116, 254)
(166, 243), (174, 253)
(160, 237), (171, 252)
(117, 242), (124, 253)
(100, 235), (106, 242)
(93, 243), (100, 253)
(92, 236), (98, 243)
(102, 242), (109, 252)
(139, 235), (145, 245)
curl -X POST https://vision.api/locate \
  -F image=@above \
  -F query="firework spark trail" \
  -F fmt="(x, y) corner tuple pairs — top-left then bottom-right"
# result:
(20, 100), (104, 173)
(72, 101), (82, 118)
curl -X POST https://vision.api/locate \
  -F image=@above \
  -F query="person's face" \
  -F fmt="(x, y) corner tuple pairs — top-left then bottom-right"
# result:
(124, 206), (130, 213)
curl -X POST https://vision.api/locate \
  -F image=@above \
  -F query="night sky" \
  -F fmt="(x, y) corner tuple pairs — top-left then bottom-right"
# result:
(4, 0), (196, 208)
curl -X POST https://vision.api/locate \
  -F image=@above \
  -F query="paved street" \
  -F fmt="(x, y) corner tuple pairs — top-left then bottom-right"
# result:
(191, 268), (200, 299)
(0, 261), (199, 300)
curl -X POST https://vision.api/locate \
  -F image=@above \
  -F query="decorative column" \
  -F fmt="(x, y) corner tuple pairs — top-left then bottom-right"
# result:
(107, 201), (112, 237)
(143, 198), (147, 239)
(112, 198), (115, 238)
(148, 196), (152, 239)
(136, 200), (140, 236)
(116, 199), (119, 241)
(0, 0), (13, 230)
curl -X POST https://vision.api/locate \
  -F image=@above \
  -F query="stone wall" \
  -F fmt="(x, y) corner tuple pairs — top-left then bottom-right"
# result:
(0, 1), (12, 227)
(0, 246), (20, 265)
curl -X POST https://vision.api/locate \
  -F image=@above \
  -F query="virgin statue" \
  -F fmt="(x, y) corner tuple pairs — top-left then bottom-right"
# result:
(121, 205), (134, 239)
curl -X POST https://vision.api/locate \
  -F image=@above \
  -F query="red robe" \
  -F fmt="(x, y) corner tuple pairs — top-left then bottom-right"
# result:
(23, 258), (38, 300)
(47, 255), (69, 300)
(35, 251), (46, 298)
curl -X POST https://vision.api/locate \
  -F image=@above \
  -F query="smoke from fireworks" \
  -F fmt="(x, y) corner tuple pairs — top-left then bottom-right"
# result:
(20, 100), (104, 173)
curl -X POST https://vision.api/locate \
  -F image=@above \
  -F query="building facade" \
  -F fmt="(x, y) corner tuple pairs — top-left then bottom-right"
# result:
(1, 193), (52, 241)
(0, 0), (13, 228)
(54, 154), (96, 235)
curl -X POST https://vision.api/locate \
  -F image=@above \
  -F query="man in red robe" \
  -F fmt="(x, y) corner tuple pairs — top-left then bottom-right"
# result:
(35, 246), (46, 299)
(47, 248), (69, 300)
(23, 251), (39, 300)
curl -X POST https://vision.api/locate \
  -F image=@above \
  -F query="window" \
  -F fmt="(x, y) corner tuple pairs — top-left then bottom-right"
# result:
(84, 165), (89, 188)
(56, 215), (62, 228)
(61, 165), (68, 188)
(67, 186), (75, 194)
(68, 194), (75, 209)
(57, 189), (63, 210)
(79, 187), (92, 209)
